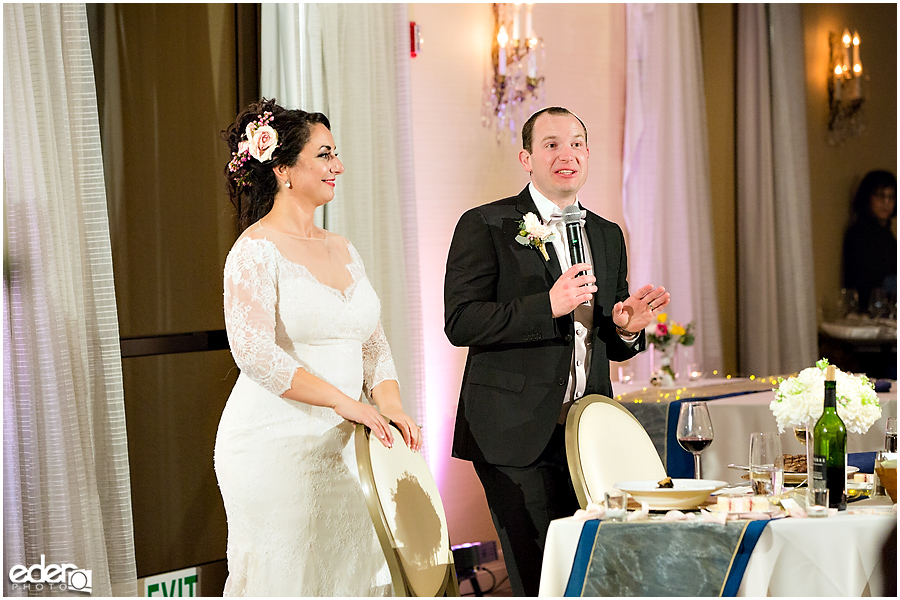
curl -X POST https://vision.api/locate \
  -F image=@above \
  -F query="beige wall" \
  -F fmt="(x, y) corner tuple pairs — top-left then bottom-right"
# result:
(408, 2), (626, 549)
(801, 3), (898, 313)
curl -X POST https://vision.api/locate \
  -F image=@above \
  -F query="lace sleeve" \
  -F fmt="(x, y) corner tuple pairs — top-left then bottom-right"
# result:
(223, 238), (299, 396)
(362, 321), (399, 399)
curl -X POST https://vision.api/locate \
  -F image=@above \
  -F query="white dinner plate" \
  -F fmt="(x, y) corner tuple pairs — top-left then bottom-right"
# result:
(615, 479), (727, 510)
(820, 322), (881, 340)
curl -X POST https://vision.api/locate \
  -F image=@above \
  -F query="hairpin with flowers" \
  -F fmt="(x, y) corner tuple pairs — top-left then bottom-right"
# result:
(227, 111), (279, 187)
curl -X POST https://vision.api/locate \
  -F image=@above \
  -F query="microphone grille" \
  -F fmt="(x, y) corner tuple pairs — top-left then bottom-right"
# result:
(562, 204), (582, 224)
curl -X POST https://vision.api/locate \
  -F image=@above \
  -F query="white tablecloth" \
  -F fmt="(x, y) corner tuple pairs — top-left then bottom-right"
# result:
(539, 508), (897, 596)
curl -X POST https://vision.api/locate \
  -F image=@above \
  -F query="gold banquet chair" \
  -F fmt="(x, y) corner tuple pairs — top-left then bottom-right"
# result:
(565, 394), (667, 508)
(355, 423), (461, 597)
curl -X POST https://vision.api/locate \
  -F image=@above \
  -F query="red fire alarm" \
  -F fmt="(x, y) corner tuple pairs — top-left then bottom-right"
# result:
(410, 22), (422, 58)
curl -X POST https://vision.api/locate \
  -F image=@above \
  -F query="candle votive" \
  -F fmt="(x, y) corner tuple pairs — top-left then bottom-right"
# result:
(605, 490), (627, 522)
(807, 488), (829, 518)
(688, 363), (704, 382)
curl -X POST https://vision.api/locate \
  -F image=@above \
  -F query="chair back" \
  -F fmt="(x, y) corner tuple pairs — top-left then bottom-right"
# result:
(565, 394), (667, 508)
(355, 423), (460, 597)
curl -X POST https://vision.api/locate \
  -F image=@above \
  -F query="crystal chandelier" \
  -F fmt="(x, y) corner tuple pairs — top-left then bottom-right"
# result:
(482, 3), (545, 144)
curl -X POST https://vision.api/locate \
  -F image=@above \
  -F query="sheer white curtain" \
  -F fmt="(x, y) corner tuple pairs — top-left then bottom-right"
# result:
(622, 3), (723, 381)
(260, 4), (424, 431)
(736, 4), (817, 375)
(3, 3), (137, 597)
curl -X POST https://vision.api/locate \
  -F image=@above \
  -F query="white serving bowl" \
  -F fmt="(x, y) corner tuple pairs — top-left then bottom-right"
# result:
(820, 322), (881, 340)
(615, 478), (727, 510)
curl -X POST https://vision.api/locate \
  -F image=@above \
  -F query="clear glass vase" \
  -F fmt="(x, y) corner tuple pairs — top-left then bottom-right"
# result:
(651, 344), (677, 387)
(792, 421), (814, 488)
(805, 421), (814, 488)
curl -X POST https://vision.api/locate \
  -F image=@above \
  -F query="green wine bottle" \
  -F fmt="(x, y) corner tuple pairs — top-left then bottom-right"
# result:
(813, 365), (847, 510)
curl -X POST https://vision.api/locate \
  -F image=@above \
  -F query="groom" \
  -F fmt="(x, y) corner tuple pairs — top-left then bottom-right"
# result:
(444, 107), (669, 596)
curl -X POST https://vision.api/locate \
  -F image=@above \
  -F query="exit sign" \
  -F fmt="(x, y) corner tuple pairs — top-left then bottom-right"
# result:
(141, 567), (198, 597)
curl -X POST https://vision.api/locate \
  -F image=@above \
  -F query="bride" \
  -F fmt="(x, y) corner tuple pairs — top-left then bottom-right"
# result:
(214, 98), (421, 596)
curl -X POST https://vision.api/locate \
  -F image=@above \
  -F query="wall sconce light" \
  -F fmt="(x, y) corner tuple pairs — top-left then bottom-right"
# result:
(827, 28), (865, 144)
(482, 2), (544, 143)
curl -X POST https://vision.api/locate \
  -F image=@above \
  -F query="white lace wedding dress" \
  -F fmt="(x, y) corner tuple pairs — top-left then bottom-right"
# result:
(214, 224), (395, 596)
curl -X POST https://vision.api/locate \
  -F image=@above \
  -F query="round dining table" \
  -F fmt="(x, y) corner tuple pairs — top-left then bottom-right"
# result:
(539, 498), (896, 596)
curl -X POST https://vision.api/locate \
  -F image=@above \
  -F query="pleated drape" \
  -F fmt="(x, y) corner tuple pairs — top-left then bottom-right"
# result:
(622, 3), (724, 381)
(3, 3), (137, 596)
(736, 4), (817, 375)
(260, 4), (424, 446)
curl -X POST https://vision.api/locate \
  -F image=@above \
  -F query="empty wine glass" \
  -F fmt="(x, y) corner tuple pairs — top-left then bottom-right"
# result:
(885, 417), (897, 453)
(869, 287), (889, 319)
(677, 401), (714, 479)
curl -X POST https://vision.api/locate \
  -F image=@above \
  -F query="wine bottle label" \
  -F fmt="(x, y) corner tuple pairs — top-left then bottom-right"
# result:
(812, 456), (826, 482)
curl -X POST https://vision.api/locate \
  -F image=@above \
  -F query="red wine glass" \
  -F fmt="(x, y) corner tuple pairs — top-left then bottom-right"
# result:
(677, 401), (714, 479)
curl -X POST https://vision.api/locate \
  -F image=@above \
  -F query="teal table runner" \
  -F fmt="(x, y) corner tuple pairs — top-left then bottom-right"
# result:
(564, 519), (770, 597)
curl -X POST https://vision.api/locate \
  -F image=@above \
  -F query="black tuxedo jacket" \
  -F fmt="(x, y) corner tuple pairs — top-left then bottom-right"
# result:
(444, 186), (645, 467)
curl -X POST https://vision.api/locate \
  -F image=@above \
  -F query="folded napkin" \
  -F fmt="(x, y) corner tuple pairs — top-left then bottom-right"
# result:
(571, 501), (651, 522)
(661, 509), (729, 524)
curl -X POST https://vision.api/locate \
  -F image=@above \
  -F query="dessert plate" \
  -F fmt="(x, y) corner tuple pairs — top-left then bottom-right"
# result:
(615, 479), (727, 510)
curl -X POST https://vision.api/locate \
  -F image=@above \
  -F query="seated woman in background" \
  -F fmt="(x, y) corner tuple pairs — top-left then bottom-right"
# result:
(842, 169), (897, 314)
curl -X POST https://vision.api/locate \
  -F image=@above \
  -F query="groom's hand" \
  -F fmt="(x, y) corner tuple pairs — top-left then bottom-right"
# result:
(612, 284), (670, 332)
(550, 263), (596, 318)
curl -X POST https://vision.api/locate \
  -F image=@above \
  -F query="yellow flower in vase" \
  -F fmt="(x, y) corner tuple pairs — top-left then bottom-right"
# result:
(646, 315), (695, 387)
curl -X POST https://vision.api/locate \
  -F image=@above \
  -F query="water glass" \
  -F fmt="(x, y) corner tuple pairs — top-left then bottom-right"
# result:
(687, 362), (704, 382)
(749, 432), (784, 497)
(868, 288), (889, 318)
(618, 364), (634, 384)
(807, 487), (829, 518)
(604, 490), (627, 522)
(885, 417), (897, 453)
(825, 288), (859, 320)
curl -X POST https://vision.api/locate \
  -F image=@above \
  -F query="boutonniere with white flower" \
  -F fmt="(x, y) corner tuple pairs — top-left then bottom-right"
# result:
(515, 212), (557, 261)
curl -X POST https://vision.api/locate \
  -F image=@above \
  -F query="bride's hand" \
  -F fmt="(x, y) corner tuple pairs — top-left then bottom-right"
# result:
(381, 409), (422, 452)
(333, 397), (394, 448)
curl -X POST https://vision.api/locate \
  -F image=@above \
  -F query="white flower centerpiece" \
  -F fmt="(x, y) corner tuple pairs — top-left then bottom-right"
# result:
(771, 359), (882, 486)
(770, 358), (882, 435)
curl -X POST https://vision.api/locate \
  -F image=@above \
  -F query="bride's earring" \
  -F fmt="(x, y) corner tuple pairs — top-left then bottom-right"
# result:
(286, 180), (292, 189)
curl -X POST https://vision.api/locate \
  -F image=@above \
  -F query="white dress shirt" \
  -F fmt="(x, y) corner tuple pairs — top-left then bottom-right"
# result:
(529, 184), (594, 422)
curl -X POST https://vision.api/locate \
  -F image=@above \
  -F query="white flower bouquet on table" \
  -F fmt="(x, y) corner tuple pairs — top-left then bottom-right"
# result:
(770, 359), (882, 434)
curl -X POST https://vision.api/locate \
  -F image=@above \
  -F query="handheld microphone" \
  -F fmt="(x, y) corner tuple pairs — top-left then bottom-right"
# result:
(562, 204), (586, 276)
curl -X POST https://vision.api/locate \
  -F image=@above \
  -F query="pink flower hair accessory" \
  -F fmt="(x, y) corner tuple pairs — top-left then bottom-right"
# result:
(227, 111), (278, 188)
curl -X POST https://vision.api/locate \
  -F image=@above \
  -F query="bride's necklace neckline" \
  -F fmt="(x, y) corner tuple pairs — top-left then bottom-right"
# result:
(258, 222), (326, 241)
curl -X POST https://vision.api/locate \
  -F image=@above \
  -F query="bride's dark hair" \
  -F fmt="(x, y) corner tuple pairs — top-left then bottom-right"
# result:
(221, 98), (331, 232)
